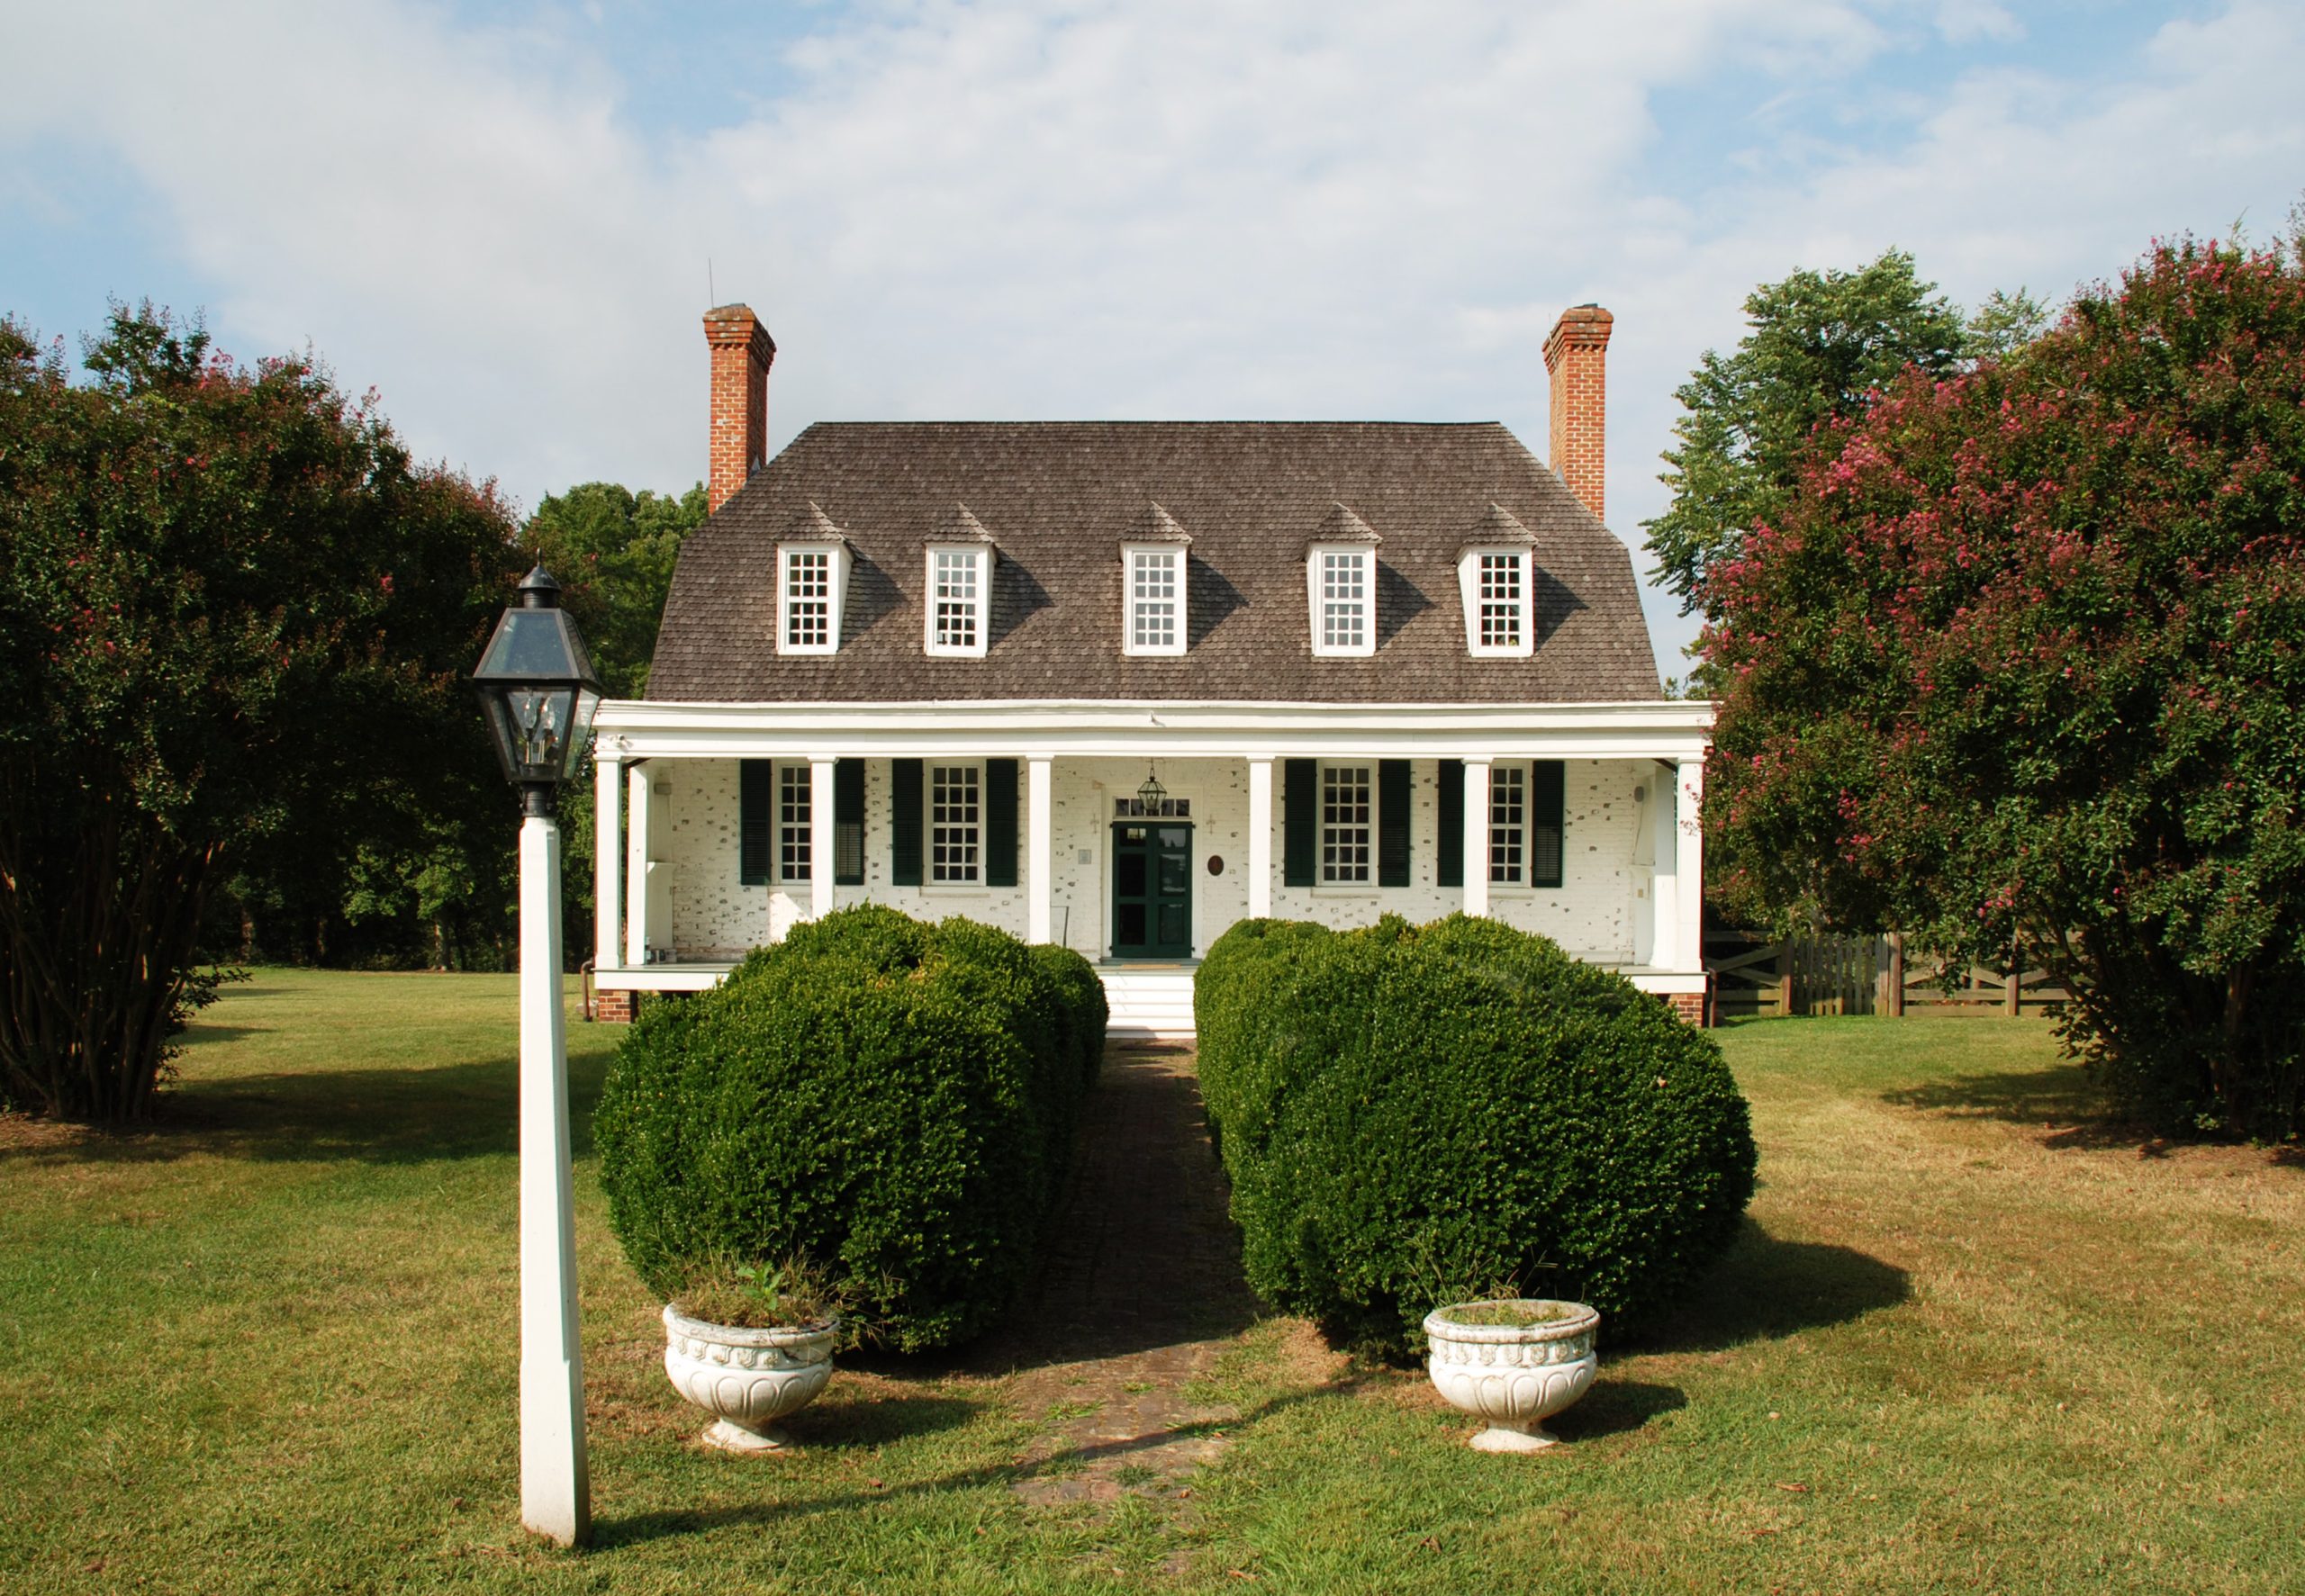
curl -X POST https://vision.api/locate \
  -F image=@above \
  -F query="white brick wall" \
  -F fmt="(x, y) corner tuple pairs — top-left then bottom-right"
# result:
(654, 754), (1643, 963)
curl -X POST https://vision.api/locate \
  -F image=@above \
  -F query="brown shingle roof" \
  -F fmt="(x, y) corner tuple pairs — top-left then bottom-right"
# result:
(647, 421), (1661, 703)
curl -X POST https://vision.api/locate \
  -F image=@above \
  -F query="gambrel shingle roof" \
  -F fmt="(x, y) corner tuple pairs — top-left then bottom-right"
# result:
(647, 420), (1661, 703)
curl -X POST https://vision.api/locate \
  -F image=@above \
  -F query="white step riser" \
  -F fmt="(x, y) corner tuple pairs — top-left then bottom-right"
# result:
(1098, 971), (1198, 1038)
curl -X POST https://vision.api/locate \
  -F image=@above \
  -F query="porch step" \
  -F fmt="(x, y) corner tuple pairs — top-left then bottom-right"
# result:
(1098, 968), (1198, 1041)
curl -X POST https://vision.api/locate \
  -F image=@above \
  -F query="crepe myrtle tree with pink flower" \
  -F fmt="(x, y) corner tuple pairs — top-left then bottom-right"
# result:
(1702, 233), (2305, 1141)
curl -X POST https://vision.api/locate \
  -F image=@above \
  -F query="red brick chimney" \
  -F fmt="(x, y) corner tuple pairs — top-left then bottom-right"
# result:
(1543, 303), (1613, 523)
(703, 304), (775, 513)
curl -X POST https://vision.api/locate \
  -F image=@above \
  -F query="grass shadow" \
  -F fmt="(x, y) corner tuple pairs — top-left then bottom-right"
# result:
(1622, 1220), (1910, 1355)
(1550, 1378), (1686, 1441)
(1881, 1064), (2164, 1151)
(590, 1382), (1333, 1551)
(777, 1393), (985, 1450)
(0, 1051), (612, 1169)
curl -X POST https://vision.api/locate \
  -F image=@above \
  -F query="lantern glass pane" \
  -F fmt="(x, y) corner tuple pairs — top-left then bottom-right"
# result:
(477, 609), (594, 681)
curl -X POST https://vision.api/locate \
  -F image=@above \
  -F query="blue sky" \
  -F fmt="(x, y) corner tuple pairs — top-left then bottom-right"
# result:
(5, 0), (2300, 676)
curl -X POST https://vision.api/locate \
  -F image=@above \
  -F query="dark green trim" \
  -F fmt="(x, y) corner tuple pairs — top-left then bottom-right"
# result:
(890, 757), (924, 886)
(1532, 759), (1565, 888)
(833, 759), (864, 885)
(984, 758), (1019, 888)
(1282, 758), (1317, 888)
(1377, 759), (1411, 888)
(738, 759), (773, 886)
(1436, 760), (1464, 888)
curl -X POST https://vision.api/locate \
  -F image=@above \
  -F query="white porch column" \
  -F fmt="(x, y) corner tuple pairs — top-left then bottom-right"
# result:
(1246, 757), (1274, 919)
(1461, 759), (1491, 917)
(809, 759), (836, 920)
(1026, 756), (1054, 942)
(1675, 758), (1705, 973)
(624, 763), (652, 966)
(592, 752), (623, 970)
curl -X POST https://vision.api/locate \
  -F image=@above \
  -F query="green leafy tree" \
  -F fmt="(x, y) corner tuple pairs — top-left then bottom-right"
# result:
(0, 305), (520, 1120)
(1702, 237), (2305, 1139)
(1645, 251), (2044, 617)
(524, 481), (704, 698)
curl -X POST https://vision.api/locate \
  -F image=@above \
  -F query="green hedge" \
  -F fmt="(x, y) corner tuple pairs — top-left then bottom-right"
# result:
(1197, 914), (1756, 1356)
(593, 905), (1105, 1351)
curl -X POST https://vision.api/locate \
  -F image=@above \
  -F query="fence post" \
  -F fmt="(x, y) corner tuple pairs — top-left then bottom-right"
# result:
(2004, 944), (2020, 1017)
(1777, 943), (1794, 1018)
(1886, 933), (1905, 1018)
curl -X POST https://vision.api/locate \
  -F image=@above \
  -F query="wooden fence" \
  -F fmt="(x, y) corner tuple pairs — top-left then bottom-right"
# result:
(1707, 932), (2072, 1020)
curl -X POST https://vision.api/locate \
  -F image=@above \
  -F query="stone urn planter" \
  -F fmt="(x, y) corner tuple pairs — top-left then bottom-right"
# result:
(662, 1303), (838, 1453)
(1423, 1299), (1600, 1452)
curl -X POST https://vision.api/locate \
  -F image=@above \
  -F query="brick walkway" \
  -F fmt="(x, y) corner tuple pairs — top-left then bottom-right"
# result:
(976, 1043), (1259, 1505)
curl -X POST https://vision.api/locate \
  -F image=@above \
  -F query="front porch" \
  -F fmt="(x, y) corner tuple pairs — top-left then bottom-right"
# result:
(587, 699), (1714, 1032)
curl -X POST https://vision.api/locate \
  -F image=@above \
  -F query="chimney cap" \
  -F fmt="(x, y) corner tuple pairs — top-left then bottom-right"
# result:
(1543, 302), (1614, 365)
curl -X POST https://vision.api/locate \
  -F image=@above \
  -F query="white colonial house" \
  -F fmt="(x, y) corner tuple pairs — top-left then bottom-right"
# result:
(590, 303), (1713, 1036)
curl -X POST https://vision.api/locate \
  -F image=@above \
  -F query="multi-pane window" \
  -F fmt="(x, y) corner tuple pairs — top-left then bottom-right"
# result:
(933, 549), (980, 652)
(778, 763), (811, 883)
(1478, 554), (1523, 649)
(1130, 549), (1181, 653)
(784, 549), (831, 649)
(1321, 551), (1369, 652)
(930, 763), (981, 884)
(1321, 764), (1372, 884)
(1489, 762), (1525, 884)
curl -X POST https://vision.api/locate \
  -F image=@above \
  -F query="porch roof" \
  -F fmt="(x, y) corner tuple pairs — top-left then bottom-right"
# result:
(594, 695), (1714, 762)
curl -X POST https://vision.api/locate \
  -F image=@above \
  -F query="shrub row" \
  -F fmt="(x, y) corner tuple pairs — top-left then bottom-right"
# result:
(593, 905), (1106, 1351)
(1196, 914), (1757, 1357)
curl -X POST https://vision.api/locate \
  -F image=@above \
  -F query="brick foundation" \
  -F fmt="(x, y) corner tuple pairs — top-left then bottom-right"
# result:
(1665, 991), (1708, 1027)
(594, 987), (637, 1024)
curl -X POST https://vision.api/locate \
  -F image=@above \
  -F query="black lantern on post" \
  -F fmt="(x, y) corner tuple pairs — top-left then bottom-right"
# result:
(471, 564), (600, 1547)
(473, 568), (603, 814)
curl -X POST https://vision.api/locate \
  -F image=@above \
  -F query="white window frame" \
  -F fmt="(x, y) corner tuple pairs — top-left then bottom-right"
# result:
(777, 541), (850, 655)
(1122, 543), (1188, 657)
(1488, 761), (1526, 886)
(1307, 545), (1377, 658)
(1459, 547), (1535, 658)
(1318, 762), (1374, 885)
(922, 544), (992, 659)
(928, 760), (984, 887)
(777, 761), (812, 885)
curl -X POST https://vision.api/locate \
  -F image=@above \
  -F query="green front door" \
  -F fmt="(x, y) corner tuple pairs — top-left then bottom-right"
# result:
(1111, 823), (1193, 958)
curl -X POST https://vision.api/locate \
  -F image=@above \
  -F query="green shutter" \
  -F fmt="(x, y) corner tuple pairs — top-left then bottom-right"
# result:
(984, 758), (1018, 888)
(1532, 759), (1565, 888)
(833, 759), (864, 885)
(890, 758), (924, 886)
(1377, 759), (1411, 888)
(739, 759), (773, 886)
(1436, 760), (1464, 888)
(1282, 758), (1317, 888)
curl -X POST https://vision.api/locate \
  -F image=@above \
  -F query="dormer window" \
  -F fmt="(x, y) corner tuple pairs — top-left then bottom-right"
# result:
(1307, 504), (1380, 659)
(925, 545), (991, 658)
(1460, 548), (1534, 657)
(1308, 546), (1375, 657)
(778, 540), (849, 654)
(1459, 505), (1538, 658)
(1125, 545), (1186, 655)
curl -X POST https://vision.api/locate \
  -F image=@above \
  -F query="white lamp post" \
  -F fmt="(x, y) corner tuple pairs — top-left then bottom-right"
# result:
(472, 567), (602, 1547)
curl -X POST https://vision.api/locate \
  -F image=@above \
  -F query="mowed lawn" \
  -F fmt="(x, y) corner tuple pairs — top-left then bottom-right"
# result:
(1, 973), (2299, 1593)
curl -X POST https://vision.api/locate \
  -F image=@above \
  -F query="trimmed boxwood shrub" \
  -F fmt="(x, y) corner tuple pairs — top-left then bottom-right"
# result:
(1197, 914), (1756, 1356)
(593, 905), (1104, 1351)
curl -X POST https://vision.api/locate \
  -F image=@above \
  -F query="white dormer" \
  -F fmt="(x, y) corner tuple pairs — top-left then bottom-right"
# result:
(1458, 503), (1538, 658)
(1122, 504), (1192, 657)
(924, 504), (997, 659)
(1306, 503), (1380, 658)
(777, 501), (852, 655)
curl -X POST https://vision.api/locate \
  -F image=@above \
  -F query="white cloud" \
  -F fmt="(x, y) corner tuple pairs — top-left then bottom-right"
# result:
(5, 0), (2300, 676)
